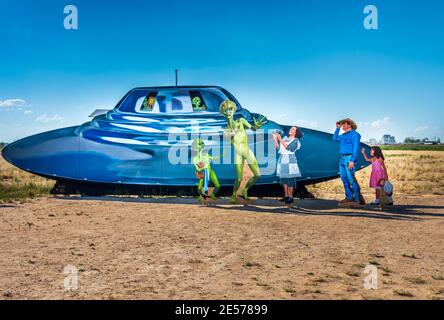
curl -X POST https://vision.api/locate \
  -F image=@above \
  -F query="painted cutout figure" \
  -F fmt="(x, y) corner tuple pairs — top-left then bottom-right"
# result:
(192, 138), (221, 202)
(141, 95), (156, 111)
(333, 118), (366, 207)
(192, 96), (206, 111)
(220, 100), (267, 204)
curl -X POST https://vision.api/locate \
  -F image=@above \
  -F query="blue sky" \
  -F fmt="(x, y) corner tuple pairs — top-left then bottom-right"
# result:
(0, 0), (443, 142)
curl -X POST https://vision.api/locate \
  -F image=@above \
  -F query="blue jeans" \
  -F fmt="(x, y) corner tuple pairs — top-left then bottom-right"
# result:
(339, 155), (361, 203)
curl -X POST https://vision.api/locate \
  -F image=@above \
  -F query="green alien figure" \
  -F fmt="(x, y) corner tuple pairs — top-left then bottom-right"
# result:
(192, 96), (207, 111)
(192, 138), (221, 202)
(141, 95), (156, 111)
(220, 99), (267, 204)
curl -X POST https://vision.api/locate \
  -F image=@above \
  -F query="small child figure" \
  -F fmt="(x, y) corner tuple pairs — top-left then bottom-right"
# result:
(361, 146), (389, 205)
(192, 138), (221, 202)
(378, 178), (394, 210)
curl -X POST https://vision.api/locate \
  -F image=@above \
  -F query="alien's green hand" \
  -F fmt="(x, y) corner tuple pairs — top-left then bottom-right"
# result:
(253, 116), (267, 129)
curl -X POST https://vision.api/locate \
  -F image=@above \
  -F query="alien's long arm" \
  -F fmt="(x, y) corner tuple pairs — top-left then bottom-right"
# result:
(239, 117), (267, 131)
(239, 118), (252, 130)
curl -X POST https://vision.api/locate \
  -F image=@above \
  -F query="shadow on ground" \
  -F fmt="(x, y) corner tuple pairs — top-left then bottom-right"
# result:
(0, 204), (16, 208)
(53, 196), (444, 221)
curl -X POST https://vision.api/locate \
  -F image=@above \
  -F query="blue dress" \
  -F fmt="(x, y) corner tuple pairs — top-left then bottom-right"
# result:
(276, 137), (302, 187)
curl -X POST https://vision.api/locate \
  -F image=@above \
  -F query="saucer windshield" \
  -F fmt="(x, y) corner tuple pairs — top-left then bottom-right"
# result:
(117, 87), (242, 114)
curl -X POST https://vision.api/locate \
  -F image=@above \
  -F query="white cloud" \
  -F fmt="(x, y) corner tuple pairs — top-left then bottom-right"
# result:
(357, 116), (395, 142)
(0, 98), (26, 108)
(24, 110), (33, 115)
(370, 116), (391, 129)
(36, 114), (64, 123)
(414, 126), (429, 132)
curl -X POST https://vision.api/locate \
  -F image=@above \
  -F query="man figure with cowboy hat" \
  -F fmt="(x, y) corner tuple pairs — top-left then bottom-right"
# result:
(333, 118), (365, 207)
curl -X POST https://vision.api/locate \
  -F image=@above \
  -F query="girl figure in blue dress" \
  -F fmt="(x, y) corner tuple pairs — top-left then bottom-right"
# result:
(273, 126), (303, 205)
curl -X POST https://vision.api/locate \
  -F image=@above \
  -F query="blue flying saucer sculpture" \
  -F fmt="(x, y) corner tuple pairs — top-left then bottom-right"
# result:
(2, 86), (370, 194)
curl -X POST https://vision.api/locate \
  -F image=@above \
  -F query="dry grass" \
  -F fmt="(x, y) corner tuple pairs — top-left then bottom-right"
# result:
(308, 150), (444, 198)
(0, 158), (52, 186)
(0, 156), (54, 203)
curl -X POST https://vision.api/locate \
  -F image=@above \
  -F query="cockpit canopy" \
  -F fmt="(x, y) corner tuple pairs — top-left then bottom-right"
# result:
(116, 86), (242, 114)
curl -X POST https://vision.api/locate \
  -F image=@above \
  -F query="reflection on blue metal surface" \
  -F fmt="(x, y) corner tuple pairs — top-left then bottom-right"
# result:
(1, 86), (371, 187)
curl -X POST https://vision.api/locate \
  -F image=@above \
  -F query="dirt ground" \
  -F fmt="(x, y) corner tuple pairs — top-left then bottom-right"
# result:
(1, 193), (443, 300)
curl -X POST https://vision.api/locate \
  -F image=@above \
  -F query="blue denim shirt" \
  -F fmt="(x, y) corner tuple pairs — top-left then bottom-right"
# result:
(332, 128), (361, 163)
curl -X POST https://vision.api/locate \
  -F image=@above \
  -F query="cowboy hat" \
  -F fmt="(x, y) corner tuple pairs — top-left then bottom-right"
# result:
(338, 118), (358, 130)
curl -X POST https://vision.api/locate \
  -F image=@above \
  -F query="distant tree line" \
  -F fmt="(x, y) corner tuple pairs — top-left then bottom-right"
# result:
(404, 137), (441, 144)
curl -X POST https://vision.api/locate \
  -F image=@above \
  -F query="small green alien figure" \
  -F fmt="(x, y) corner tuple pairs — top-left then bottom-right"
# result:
(141, 95), (156, 111)
(192, 138), (221, 202)
(220, 100), (267, 204)
(192, 96), (207, 111)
